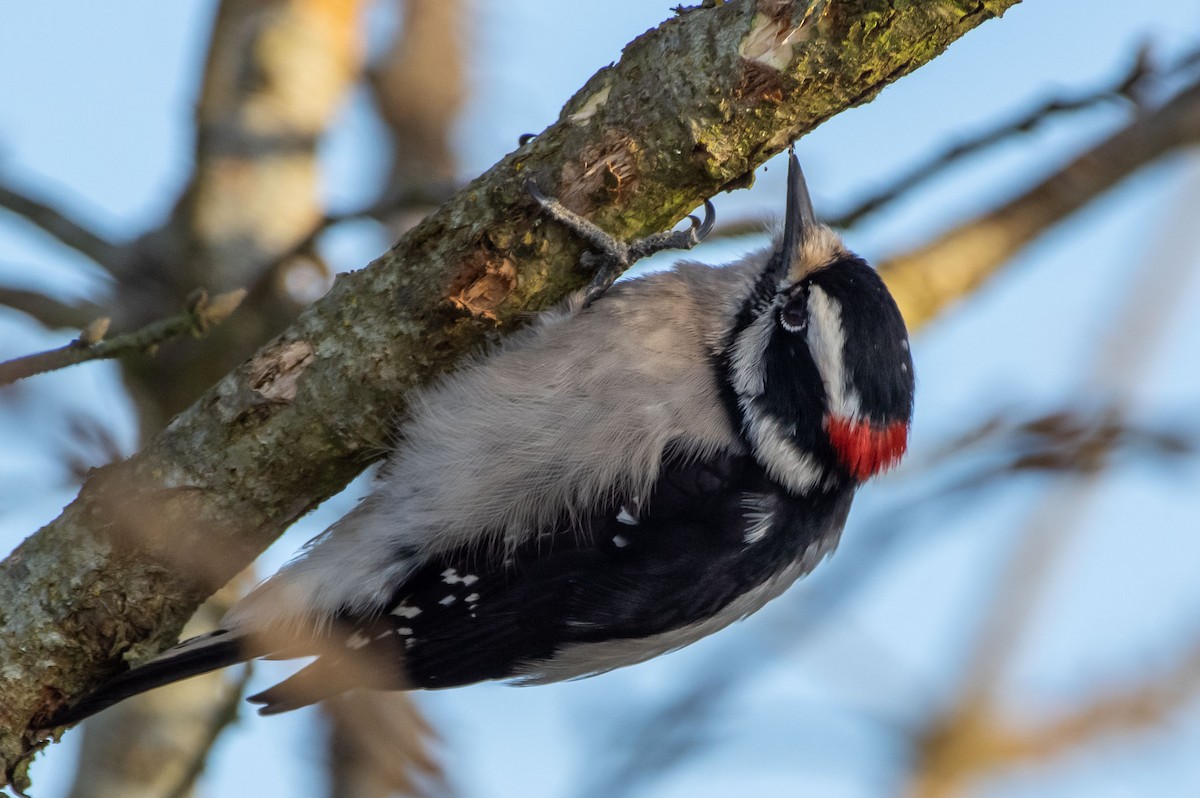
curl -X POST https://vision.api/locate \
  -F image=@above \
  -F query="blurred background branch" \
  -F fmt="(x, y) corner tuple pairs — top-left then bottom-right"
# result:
(906, 144), (1200, 798)
(879, 69), (1200, 331)
(0, 182), (129, 275)
(0, 287), (100, 331)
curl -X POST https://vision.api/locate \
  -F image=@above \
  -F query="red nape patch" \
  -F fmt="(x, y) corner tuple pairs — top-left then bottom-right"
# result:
(825, 416), (909, 481)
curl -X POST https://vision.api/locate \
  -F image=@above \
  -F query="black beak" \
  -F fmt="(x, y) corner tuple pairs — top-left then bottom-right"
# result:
(756, 150), (818, 294)
(780, 150), (817, 262)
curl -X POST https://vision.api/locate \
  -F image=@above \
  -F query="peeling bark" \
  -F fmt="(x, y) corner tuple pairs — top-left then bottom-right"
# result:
(0, 0), (1021, 787)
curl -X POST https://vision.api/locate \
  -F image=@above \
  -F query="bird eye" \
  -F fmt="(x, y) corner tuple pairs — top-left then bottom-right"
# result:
(779, 297), (807, 333)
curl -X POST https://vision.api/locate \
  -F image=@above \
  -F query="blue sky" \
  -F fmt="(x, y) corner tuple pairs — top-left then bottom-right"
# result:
(3, 2), (1200, 796)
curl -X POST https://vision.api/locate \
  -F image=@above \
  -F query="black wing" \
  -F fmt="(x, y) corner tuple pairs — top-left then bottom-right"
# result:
(255, 448), (855, 707)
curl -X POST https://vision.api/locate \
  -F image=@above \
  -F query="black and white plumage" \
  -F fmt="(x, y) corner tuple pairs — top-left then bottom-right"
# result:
(51, 153), (914, 724)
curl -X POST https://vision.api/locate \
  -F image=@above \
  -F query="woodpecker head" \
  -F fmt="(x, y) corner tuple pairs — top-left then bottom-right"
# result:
(722, 153), (914, 493)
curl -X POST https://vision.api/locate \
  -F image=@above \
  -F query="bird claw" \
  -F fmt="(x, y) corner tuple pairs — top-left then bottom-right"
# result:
(624, 198), (715, 263)
(526, 179), (717, 306)
(525, 178), (629, 262)
(694, 199), (717, 241)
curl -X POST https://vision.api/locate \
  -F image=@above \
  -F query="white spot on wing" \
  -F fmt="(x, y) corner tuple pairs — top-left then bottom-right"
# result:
(616, 507), (638, 525)
(442, 568), (479, 586)
(398, 627), (413, 636)
(612, 534), (630, 548)
(346, 631), (370, 650)
(439, 595), (457, 606)
(465, 593), (480, 603)
(391, 603), (422, 619)
(514, 530), (846, 685)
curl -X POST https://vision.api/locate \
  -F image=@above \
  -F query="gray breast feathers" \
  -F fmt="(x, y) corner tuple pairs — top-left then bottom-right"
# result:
(226, 259), (765, 632)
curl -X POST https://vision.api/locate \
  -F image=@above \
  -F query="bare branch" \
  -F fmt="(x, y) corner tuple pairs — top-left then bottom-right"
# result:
(0, 183), (129, 275)
(0, 289), (246, 388)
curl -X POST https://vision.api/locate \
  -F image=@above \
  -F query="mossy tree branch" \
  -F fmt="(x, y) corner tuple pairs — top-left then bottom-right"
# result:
(0, 0), (1022, 787)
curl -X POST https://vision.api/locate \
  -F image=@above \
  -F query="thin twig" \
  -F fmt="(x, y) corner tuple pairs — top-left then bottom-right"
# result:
(0, 183), (129, 276)
(0, 288), (246, 387)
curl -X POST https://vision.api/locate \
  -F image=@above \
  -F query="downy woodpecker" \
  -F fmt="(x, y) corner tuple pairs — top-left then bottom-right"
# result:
(51, 152), (914, 722)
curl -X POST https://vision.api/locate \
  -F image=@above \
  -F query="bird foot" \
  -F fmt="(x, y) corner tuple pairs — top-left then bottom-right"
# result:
(525, 179), (715, 306)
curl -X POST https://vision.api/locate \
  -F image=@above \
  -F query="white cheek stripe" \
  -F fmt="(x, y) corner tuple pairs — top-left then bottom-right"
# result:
(743, 406), (825, 494)
(805, 287), (860, 420)
(728, 304), (777, 399)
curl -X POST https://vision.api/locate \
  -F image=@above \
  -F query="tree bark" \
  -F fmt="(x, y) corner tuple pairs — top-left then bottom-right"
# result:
(0, 0), (1021, 788)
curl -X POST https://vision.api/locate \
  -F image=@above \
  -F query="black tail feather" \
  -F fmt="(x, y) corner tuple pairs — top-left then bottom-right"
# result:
(47, 617), (408, 724)
(46, 630), (249, 727)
